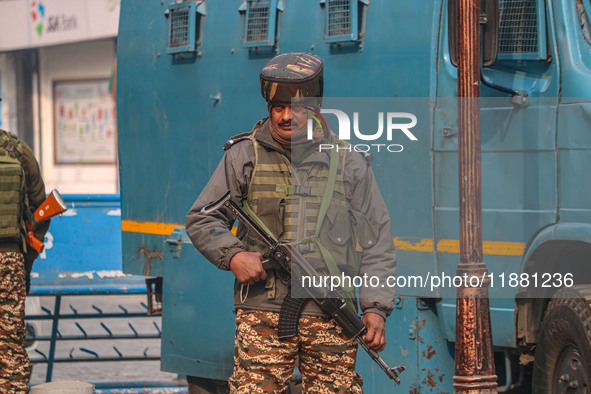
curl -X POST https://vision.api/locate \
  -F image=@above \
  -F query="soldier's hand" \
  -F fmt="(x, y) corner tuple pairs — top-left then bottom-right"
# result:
(229, 251), (267, 285)
(362, 312), (387, 352)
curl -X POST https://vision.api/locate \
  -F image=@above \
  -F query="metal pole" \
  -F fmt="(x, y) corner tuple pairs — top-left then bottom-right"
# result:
(46, 295), (61, 382)
(453, 0), (498, 392)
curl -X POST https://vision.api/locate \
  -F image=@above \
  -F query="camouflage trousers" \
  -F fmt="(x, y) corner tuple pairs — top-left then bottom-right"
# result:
(229, 309), (363, 393)
(0, 252), (30, 393)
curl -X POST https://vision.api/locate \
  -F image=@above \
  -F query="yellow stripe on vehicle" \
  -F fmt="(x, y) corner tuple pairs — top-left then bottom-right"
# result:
(394, 238), (435, 252)
(121, 220), (183, 235)
(121, 222), (525, 256)
(390, 238), (525, 256)
(435, 239), (525, 256)
(121, 220), (239, 236)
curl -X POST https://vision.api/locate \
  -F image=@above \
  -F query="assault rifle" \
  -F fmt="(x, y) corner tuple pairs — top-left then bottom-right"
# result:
(202, 191), (406, 385)
(25, 189), (67, 253)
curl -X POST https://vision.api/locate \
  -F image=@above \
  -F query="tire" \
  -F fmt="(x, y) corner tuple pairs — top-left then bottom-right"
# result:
(532, 285), (591, 393)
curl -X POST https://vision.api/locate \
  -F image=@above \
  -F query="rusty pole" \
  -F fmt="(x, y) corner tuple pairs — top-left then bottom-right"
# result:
(453, 0), (498, 393)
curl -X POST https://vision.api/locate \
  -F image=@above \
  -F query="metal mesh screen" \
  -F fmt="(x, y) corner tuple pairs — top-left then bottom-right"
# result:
(169, 7), (190, 48)
(246, 1), (270, 42)
(327, 0), (351, 37)
(498, 0), (539, 54)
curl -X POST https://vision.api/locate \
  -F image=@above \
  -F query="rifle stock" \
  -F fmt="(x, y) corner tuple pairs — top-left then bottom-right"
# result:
(25, 189), (67, 253)
(204, 191), (406, 385)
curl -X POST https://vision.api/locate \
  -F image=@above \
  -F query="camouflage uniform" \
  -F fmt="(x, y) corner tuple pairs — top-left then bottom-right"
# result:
(229, 309), (362, 394)
(186, 53), (396, 393)
(0, 252), (29, 393)
(0, 129), (48, 392)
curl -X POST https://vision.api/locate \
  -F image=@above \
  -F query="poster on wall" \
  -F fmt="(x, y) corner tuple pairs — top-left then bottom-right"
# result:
(54, 79), (116, 164)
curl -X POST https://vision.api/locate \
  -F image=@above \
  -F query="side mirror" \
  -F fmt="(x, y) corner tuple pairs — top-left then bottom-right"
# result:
(448, 0), (499, 67)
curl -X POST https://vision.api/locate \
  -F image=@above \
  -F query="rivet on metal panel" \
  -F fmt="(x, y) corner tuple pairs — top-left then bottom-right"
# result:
(417, 298), (429, 310)
(210, 93), (222, 104)
(442, 128), (456, 137)
(395, 296), (403, 309)
(409, 325), (416, 340)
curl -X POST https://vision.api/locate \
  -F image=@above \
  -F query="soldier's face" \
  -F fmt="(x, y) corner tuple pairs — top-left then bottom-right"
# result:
(269, 104), (307, 135)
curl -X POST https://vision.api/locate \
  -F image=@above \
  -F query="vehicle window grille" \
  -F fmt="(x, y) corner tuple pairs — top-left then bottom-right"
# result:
(327, 0), (351, 37)
(498, 0), (539, 55)
(166, 1), (205, 54)
(170, 7), (190, 49)
(246, 1), (270, 43)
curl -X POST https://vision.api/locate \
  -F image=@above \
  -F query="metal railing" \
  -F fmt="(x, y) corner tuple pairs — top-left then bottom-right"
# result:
(26, 281), (186, 392)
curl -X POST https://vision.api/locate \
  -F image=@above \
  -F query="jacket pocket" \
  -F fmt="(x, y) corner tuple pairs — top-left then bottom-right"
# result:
(351, 210), (378, 249)
(325, 204), (352, 246)
(318, 204), (356, 273)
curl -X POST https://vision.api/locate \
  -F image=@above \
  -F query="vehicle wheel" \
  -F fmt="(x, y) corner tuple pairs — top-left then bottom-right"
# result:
(532, 285), (591, 393)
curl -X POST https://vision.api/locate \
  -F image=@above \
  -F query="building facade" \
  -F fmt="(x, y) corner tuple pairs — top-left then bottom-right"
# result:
(0, 0), (120, 193)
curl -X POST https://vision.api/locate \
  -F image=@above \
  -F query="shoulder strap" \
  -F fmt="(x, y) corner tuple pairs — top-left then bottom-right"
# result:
(223, 134), (252, 151)
(223, 120), (266, 151)
(0, 132), (30, 187)
(313, 148), (356, 310)
(315, 147), (339, 235)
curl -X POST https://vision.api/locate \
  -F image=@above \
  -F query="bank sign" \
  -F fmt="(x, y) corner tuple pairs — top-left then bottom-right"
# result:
(31, 1), (79, 38)
(0, 0), (120, 51)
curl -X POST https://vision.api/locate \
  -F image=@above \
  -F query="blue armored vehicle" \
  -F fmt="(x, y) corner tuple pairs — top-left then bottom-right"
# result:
(117, 0), (591, 392)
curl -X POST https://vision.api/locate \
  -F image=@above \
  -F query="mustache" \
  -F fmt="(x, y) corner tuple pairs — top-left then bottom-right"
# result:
(278, 120), (299, 128)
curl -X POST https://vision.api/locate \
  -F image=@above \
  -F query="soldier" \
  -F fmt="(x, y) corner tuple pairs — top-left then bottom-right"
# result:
(186, 52), (396, 393)
(0, 106), (49, 393)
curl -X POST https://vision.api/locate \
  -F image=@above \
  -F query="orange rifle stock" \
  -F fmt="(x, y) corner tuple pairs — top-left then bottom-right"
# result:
(25, 189), (68, 253)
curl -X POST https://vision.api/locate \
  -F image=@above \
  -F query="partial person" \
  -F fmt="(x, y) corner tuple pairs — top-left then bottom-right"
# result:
(0, 102), (49, 393)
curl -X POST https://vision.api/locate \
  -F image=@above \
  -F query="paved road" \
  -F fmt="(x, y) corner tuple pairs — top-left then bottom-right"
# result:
(26, 294), (182, 388)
